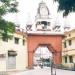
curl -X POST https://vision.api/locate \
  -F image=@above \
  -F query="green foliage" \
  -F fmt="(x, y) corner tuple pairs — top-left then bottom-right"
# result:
(54, 0), (75, 16)
(0, 0), (18, 39)
(0, 0), (18, 16)
(0, 19), (15, 39)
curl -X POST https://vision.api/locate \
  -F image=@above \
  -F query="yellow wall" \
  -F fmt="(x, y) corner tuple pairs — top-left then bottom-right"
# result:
(0, 32), (28, 71)
(62, 29), (75, 68)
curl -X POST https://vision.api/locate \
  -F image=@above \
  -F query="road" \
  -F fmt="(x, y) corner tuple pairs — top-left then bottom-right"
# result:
(12, 67), (75, 75)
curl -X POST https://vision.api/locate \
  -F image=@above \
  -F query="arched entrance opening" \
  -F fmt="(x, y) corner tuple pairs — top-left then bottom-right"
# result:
(33, 46), (52, 68)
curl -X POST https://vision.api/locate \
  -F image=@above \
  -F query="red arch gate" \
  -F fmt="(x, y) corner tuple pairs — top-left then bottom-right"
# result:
(27, 34), (63, 69)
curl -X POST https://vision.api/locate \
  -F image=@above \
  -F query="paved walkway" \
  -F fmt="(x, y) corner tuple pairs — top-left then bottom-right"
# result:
(0, 69), (29, 75)
(11, 67), (75, 75)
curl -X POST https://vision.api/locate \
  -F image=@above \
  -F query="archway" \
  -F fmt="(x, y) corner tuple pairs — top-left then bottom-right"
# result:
(33, 45), (52, 68)
(27, 34), (63, 69)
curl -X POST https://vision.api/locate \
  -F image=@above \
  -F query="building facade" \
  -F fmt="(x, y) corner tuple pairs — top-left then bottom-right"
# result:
(26, 1), (64, 68)
(62, 29), (75, 69)
(0, 31), (28, 71)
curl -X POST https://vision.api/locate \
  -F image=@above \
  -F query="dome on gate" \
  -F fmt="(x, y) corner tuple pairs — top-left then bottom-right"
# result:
(36, 1), (50, 19)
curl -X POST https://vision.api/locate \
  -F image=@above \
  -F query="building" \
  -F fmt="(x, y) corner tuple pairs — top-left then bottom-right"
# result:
(0, 30), (28, 71)
(62, 29), (75, 69)
(26, 1), (64, 68)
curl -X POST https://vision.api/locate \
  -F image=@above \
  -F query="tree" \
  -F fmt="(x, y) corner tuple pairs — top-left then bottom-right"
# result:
(0, 0), (18, 39)
(54, 0), (75, 16)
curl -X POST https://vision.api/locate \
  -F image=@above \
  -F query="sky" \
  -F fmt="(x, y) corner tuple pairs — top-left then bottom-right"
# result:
(4, 0), (75, 29)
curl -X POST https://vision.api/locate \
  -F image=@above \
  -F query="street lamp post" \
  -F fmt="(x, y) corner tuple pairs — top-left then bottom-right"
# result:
(51, 52), (56, 75)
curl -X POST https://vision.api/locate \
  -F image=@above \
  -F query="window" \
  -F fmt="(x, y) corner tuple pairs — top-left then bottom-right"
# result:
(48, 22), (50, 26)
(64, 42), (66, 48)
(41, 21), (47, 25)
(69, 56), (73, 63)
(2, 37), (8, 42)
(26, 25), (32, 31)
(23, 39), (25, 45)
(42, 25), (47, 29)
(64, 56), (67, 63)
(69, 34), (71, 37)
(14, 37), (19, 44)
(68, 40), (72, 46)
(36, 22), (41, 25)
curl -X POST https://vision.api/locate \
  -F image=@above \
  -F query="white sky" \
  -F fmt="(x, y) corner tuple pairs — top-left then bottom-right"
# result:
(4, 0), (75, 29)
